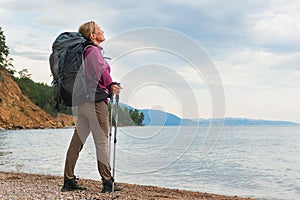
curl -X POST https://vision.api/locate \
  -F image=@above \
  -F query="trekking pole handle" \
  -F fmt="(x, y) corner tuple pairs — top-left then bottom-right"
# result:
(113, 82), (121, 87)
(110, 82), (121, 97)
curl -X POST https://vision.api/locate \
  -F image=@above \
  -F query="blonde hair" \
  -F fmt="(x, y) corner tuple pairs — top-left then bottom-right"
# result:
(78, 21), (96, 40)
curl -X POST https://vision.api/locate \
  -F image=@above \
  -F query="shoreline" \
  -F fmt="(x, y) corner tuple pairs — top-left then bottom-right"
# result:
(0, 171), (255, 200)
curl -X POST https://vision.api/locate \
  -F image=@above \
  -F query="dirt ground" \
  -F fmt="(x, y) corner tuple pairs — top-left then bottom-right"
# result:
(0, 171), (255, 200)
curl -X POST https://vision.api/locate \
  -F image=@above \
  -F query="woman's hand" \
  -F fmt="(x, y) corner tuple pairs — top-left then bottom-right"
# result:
(111, 84), (122, 95)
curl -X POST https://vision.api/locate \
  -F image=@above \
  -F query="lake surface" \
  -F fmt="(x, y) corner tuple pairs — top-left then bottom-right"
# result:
(0, 126), (299, 200)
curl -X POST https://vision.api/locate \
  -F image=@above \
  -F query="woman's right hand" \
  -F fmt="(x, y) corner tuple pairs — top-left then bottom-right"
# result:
(111, 84), (122, 95)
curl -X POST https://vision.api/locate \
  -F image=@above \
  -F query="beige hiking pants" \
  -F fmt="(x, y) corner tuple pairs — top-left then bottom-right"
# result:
(63, 100), (111, 182)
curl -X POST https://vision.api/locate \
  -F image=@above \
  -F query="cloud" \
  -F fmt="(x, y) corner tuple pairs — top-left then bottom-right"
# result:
(1, 0), (43, 11)
(216, 48), (300, 89)
(3, 0), (298, 63)
(1, 0), (300, 122)
(247, 1), (300, 51)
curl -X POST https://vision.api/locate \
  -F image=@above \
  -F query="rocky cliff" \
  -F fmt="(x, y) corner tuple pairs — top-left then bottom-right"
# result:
(0, 70), (74, 130)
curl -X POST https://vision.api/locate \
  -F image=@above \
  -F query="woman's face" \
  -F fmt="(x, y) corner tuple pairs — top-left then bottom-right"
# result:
(91, 24), (105, 44)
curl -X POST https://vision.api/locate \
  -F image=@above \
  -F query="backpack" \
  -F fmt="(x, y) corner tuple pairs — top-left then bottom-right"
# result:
(49, 32), (109, 108)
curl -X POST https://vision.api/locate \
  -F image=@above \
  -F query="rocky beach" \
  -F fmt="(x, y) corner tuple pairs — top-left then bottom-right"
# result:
(0, 171), (255, 200)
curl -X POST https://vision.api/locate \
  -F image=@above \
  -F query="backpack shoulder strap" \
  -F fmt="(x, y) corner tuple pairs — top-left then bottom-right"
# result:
(83, 44), (95, 59)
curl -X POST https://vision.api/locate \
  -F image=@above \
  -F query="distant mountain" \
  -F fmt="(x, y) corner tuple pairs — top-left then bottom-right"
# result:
(192, 117), (300, 126)
(119, 103), (300, 126)
(139, 109), (196, 126)
(119, 103), (192, 126)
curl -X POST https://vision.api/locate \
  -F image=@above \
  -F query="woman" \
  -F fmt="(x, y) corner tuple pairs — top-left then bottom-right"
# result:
(61, 21), (123, 193)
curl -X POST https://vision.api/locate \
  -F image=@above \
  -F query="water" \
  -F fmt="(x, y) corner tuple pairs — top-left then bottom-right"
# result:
(0, 126), (299, 200)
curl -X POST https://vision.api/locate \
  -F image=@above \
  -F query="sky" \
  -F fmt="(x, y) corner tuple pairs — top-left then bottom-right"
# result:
(0, 0), (299, 123)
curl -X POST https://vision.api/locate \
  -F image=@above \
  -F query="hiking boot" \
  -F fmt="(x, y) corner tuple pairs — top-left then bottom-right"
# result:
(61, 176), (86, 192)
(101, 179), (123, 193)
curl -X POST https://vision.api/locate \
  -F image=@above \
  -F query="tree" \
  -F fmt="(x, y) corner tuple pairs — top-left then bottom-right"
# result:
(108, 104), (144, 126)
(129, 109), (144, 126)
(138, 112), (145, 126)
(0, 27), (14, 75)
(18, 69), (32, 79)
(0, 27), (9, 66)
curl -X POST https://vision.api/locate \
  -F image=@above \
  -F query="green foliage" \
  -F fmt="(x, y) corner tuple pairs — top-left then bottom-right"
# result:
(13, 76), (66, 116)
(109, 104), (144, 126)
(0, 27), (9, 67)
(0, 27), (14, 74)
(18, 69), (32, 79)
(129, 109), (144, 126)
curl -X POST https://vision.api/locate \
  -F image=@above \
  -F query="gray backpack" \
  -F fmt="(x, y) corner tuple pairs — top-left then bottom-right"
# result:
(49, 32), (108, 108)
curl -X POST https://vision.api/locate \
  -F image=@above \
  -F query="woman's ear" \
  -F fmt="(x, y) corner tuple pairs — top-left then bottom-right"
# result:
(90, 33), (96, 40)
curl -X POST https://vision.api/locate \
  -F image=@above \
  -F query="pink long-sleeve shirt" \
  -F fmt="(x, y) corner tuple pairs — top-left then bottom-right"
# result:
(84, 45), (112, 93)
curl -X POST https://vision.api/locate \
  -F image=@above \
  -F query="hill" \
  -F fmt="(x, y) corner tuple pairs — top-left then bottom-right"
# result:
(196, 117), (300, 126)
(0, 70), (74, 129)
(139, 109), (194, 126)
(121, 104), (299, 126)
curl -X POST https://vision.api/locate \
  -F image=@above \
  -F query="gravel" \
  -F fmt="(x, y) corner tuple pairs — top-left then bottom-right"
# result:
(0, 171), (254, 200)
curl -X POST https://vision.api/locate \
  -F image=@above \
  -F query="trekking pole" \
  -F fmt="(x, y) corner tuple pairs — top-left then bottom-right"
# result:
(111, 92), (119, 200)
(108, 93), (114, 162)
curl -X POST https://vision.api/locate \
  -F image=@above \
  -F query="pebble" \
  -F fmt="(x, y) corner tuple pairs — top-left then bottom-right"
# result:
(0, 171), (254, 200)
